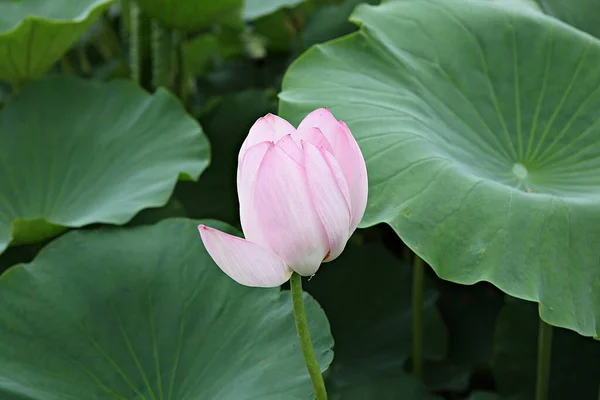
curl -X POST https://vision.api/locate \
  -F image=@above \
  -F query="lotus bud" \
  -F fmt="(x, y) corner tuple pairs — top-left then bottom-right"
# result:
(199, 108), (368, 287)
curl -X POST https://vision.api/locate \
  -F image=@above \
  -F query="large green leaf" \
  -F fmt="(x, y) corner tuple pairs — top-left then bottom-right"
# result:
(243, 0), (304, 20)
(0, 77), (209, 254)
(135, 0), (243, 31)
(0, 0), (113, 85)
(279, 0), (600, 337)
(492, 298), (600, 400)
(535, 0), (600, 39)
(0, 218), (334, 399)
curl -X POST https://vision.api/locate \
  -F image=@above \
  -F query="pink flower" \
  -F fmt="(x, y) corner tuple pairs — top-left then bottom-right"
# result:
(198, 108), (368, 287)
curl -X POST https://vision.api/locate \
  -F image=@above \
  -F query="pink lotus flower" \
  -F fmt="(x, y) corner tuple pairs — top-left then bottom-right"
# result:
(198, 108), (368, 287)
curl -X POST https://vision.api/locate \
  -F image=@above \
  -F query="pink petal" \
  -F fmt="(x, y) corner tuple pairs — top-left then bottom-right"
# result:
(303, 141), (352, 262)
(198, 224), (292, 287)
(239, 114), (295, 162)
(292, 126), (333, 154)
(237, 142), (272, 246)
(338, 121), (368, 232)
(297, 108), (341, 151)
(252, 145), (329, 276)
(298, 108), (367, 232)
(275, 134), (303, 164)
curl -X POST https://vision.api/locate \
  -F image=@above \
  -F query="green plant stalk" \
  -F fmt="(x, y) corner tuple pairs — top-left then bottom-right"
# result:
(95, 17), (123, 61)
(60, 54), (75, 76)
(120, 0), (130, 41)
(129, 1), (141, 84)
(78, 47), (92, 75)
(290, 273), (328, 400)
(412, 255), (424, 380)
(151, 20), (171, 89)
(172, 31), (194, 105)
(535, 318), (553, 400)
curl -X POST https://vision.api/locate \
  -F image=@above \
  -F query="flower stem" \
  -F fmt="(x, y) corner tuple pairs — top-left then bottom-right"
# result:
(128, 1), (141, 84)
(412, 255), (424, 380)
(151, 19), (171, 89)
(290, 273), (328, 400)
(535, 318), (553, 400)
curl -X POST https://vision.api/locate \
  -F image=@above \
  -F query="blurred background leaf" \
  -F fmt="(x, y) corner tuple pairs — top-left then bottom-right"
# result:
(176, 89), (277, 226)
(244, 0), (306, 20)
(493, 298), (600, 400)
(0, 0), (114, 85)
(134, 0), (244, 31)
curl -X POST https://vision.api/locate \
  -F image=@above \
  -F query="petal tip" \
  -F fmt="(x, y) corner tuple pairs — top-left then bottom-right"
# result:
(198, 224), (213, 240)
(338, 120), (350, 131)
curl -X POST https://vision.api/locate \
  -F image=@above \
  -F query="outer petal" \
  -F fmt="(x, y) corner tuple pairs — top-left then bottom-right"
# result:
(239, 114), (295, 161)
(298, 108), (367, 232)
(253, 145), (329, 276)
(198, 224), (292, 287)
(303, 141), (352, 262)
(237, 142), (272, 245)
(338, 121), (368, 232)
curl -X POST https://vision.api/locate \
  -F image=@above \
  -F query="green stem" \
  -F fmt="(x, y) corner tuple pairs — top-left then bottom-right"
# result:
(95, 17), (123, 61)
(535, 318), (553, 400)
(129, 1), (141, 84)
(173, 31), (192, 103)
(290, 273), (328, 400)
(151, 19), (171, 89)
(412, 255), (425, 380)
(77, 47), (92, 75)
(60, 54), (75, 76)
(284, 9), (305, 55)
(120, 0), (130, 42)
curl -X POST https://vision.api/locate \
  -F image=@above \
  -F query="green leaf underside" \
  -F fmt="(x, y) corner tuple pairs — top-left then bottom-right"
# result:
(0, 0), (114, 84)
(135, 0), (243, 31)
(280, 0), (600, 336)
(0, 218), (334, 400)
(0, 76), (209, 254)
